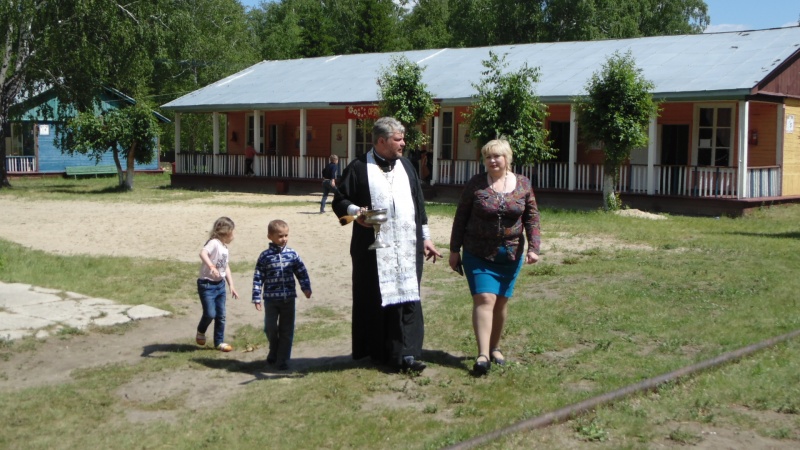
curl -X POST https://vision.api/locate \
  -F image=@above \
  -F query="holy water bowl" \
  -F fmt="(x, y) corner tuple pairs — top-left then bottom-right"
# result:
(363, 208), (390, 250)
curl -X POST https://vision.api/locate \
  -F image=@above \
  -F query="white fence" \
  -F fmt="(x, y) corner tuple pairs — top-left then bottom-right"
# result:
(5, 156), (37, 173)
(172, 154), (781, 199)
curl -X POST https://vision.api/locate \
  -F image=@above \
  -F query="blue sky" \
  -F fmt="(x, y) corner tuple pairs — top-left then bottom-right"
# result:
(239, 0), (799, 33)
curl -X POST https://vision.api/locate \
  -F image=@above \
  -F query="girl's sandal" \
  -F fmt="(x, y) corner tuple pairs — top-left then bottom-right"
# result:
(490, 348), (506, 366)
(217, 343), (233, 352)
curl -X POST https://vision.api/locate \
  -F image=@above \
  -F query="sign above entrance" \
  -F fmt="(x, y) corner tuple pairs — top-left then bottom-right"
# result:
(345, 105), (379, 120)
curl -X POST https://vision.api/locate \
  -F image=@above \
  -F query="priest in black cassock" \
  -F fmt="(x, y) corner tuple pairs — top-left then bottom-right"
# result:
(332, 117), (442, 372)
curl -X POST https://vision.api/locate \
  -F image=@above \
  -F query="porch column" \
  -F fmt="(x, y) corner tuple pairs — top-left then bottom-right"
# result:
(737, 100), (749, 199)
(299, 109), (307, 178)
(776, 104), (785, 168)
(212, 112), (219, 155)
(347, 118), (355, 162)
(174, 113), (181, 174)
(568, 105), (578, 191)
(174, 113), (181, 154)
(646, 113), (657, 195)
(432, 114), (441, 185)
(253, 110), (261, 151)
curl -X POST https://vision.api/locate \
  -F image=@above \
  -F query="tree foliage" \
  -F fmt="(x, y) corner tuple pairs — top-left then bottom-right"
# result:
(59, 102), (160, 190)
(465, 52), (553, 166)
(575, 51), (659, 210)
(377, 56), (436, 152)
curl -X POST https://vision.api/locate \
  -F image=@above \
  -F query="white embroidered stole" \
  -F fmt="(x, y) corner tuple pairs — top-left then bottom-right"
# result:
(366, 150), (420, 306)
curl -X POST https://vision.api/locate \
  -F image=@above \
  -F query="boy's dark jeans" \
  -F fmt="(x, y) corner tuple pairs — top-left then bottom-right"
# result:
(264, 298), (296, 364)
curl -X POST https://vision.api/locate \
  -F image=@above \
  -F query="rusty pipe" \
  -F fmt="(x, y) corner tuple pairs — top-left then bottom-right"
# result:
(445, 328), (800, 450)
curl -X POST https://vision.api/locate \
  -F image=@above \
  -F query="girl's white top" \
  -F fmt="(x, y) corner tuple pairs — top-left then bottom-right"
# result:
(198, 238), (229, 281)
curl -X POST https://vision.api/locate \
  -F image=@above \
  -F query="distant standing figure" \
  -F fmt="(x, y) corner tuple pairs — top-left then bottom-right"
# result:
(245, 141), (257, 176)
(196, 217), (239, 352)
(449, 139), (540, 376)
(320, 154), (340, 213)
(252, 219), (312, 371)
(419, 150), (431, 184)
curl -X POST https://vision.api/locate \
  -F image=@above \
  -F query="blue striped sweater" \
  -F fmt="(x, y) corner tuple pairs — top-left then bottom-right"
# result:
(251, 243), (311, 303)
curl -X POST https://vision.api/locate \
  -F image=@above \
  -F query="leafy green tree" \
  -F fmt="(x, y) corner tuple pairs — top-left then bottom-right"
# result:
(401, 0), (452, 50)
(248, 0), (304, 60)
(377, 56), (436, 153)
(491, 0), (546, 44)
(151, 0), (258, 155)
(354, 0), (403, 53)
(575, 51), (659, 210)
(0, 0), (38, 188)
(448, 0), (496, 47)
(465, 52), (553, 166)
(60, 102), (160, 190)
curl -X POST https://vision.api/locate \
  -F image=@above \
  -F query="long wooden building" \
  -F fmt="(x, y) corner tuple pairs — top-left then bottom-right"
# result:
(161, 27), (800, 215)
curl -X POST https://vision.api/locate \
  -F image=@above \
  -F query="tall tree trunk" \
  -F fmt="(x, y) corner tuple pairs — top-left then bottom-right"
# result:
(112, 146), (124, 188)
(125, 142), (137, 191)
(602, 165), (620, 211)
(0, 119), (10, 188)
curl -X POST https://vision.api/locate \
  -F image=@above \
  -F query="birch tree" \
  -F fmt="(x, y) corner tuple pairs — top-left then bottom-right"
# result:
(575, 51), (659, 210)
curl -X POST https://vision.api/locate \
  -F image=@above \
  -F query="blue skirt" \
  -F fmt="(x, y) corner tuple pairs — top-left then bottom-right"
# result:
(462, 247), (523, 297)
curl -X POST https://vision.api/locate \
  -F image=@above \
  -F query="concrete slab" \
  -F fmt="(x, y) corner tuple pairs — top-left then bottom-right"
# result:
(127, 304), (171, 320)
(0, 281), (170, 341)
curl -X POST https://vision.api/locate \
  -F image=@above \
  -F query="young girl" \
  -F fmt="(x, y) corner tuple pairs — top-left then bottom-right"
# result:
(196, 217), (239, 352)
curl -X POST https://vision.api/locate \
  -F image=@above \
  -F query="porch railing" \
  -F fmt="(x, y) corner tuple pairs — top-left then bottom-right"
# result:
(4, 156), (37, 173)
(176, 154), (349, 178)
(174, 154), (781, 199)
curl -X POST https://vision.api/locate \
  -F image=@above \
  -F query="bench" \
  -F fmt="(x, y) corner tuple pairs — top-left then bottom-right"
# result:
(65, 165), (117, 178)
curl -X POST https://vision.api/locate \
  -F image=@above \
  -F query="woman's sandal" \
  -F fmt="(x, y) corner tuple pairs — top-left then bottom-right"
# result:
(490, 348), (506, 366)
(473, 354), (491, 375)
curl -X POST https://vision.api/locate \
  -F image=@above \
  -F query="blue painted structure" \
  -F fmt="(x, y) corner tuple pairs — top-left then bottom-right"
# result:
(7, 88), (167, 174)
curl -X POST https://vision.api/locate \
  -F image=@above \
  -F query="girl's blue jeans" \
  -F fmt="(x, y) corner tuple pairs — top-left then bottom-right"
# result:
(197, 279), (227, 347)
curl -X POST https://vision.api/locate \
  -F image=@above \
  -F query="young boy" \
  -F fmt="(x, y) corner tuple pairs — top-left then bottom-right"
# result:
(252, 219), (312, 370)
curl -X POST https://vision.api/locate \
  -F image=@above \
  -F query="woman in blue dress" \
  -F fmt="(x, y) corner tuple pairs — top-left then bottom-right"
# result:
(449, 139), (541, 375)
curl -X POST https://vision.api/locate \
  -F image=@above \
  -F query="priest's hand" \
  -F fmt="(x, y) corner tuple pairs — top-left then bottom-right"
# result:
(424, 239), (442, 263)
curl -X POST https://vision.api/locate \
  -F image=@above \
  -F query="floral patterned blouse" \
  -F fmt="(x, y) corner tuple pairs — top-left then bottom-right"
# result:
(449, 172), (540, 262)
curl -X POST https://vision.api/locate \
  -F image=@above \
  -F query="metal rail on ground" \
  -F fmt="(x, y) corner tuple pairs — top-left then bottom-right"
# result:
(445, 329), (800, 450)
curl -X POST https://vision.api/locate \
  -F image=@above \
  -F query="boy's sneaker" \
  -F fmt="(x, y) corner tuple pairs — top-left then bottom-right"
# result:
(277, 362), (289, 371)
(195, 332), (206, 346)
(217, 343), (233, 352)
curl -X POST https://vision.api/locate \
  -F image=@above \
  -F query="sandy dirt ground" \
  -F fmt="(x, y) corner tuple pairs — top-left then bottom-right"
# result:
(0, 192), (456, 393)
(0, 193), (795, 448)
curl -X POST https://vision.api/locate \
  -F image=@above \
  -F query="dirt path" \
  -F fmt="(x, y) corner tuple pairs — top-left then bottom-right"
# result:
(0, 193), (453, 393)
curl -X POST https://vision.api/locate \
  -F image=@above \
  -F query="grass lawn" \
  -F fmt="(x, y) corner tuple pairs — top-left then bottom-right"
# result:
(1, 174), (799, 449)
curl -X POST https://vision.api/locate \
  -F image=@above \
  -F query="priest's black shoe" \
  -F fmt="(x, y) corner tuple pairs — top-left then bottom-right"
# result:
(400, 356), (426, 372)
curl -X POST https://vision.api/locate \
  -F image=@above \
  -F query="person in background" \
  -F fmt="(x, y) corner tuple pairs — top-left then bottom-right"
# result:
(252, 219), (312, 371)
(448, 139), (540, 375)
(320, 154), (340, 213)
(245, 141), (257, 176)
(196, 217), (239, 352)
(332, 117), (442, 373)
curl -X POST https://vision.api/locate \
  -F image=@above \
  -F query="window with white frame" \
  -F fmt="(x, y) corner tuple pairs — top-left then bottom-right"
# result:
(355, 119), (373, 157)
(247, 113), (265, 152)
(694, 105), (733, 166)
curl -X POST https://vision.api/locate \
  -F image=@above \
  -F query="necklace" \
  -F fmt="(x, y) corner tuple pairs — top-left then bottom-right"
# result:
(488, 172), (508, 238)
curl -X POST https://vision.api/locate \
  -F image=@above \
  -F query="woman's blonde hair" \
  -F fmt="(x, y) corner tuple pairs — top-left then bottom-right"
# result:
(480, 139), (513, 165)
(208, 217), (235, 242)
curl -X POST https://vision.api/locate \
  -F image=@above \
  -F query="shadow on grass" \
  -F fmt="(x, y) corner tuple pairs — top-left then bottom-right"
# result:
(727, 231), (800, 239)
(189, 349), (468, 380)
(141, 343), (206, 357)
(48, 185), (128, 195)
